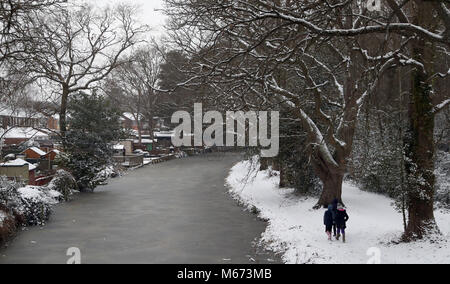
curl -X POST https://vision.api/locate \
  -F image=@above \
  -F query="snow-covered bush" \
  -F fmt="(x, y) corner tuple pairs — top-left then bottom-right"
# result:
(0, 208), (16, 245)
(56, 92), (124, 192)
(350, 108), (449, 209)
(0, 177), (24, 216)
(435, 151), (450, 208)
(48, 169), (78, 201)
(91, 165), (119, 187)
(273, 109), (320, 196)
(15, 186), (61, 226)
(0, 177), (61, 227)
(77, 163), (119, 191)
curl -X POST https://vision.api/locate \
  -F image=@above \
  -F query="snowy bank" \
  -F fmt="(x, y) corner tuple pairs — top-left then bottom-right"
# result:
(226, 158), (450, 264)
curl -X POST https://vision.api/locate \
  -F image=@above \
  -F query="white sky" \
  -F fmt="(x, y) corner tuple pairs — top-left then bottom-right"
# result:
(82, 0), (167, 37)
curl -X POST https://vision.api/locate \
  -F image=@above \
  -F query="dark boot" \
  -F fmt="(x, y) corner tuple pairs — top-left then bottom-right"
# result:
(342, 234), (346, 243)
(336, 233), (340, 240)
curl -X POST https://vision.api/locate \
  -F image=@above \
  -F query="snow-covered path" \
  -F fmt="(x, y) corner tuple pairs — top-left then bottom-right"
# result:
(0, 153), (279, 264)
(227, 159), (450, 264)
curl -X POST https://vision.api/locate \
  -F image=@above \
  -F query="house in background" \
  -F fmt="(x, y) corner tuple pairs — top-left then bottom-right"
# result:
(116, 140), (133, 156)
(0, 158), (37, 185)
(120, 113), (144, 131)
(113, 144), (126, 156)
(154, 131), (175, 148)
(21, 147), (46, 162)
(38, 149), (62, 172)
(133, 137), (156, 152)
(0, 107), (59, 147)
(0, 127), (51, 147)
(42, 149), (61, 161)
(120, 113), (171, 135)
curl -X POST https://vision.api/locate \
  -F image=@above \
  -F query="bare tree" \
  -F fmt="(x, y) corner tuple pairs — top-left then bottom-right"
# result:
(1, 1), (66, 111)
(164, 0), (449, 238)
(0, 0), (66, 64)
(106, 46), (164, 144)
(9, 2), (148, 145)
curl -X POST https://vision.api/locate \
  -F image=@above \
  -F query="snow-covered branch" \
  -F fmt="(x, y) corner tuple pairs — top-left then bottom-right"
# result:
(433, 99), (450, 114)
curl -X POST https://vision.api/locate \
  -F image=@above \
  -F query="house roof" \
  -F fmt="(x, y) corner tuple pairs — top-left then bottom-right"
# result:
(0, 127), (50, 139)
(0, 158), (37, 171)
(121, 112), (144, 121)
(113, 144), (125, 150)
(23, 147), (46, 156)
(43, 149), (61, 157)
(154, 131), (175, 138)
(133, 139), (155, 144)
(0, 105), (59, 120)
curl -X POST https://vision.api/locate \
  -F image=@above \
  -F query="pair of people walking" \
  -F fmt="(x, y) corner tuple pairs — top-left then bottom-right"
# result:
(324, 198), (349, 242)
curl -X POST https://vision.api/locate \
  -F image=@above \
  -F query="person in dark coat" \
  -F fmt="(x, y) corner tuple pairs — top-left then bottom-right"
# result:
(335, 204), (349, 242)
(331, 198), (339, 236)
(323, 205), (334, 241)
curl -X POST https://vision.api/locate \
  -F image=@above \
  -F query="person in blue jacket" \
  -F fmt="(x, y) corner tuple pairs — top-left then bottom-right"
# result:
(331, 198), (339, 237)
(335, 204), (349, 243)
(323, 204), (334, 241)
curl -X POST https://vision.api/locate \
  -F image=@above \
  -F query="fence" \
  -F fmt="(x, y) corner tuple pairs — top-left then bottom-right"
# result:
(112, 155), (144, 168)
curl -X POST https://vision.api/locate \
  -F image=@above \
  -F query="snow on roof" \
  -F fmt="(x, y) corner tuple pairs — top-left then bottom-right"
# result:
(43, 149), (61, 156)
(0, 107), (39, 118)
(113, 144), (125, 150)
(17, 186), (60, 204)
(133, 139), (155, 144)
(0, 105), (59, 120)
(121, 112), (144, 121)
(154, 131), (175, 138)
(0, 127), (50, 139)
(0, 158), (37, 171)
(24, 147), (46, 156)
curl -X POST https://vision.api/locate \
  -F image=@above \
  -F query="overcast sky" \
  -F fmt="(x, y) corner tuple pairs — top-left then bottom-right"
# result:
(82, 0), (167, 37)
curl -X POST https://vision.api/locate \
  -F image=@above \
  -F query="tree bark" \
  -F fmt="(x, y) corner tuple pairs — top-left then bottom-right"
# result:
(403, 0), (439, 240)
(403, 59), (438, 239)
(260, 157), (269, 171)
(316, 171), (344, 208)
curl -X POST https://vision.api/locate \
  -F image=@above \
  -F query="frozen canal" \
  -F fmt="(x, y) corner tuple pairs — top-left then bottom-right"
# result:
(0, 153), (279, 264)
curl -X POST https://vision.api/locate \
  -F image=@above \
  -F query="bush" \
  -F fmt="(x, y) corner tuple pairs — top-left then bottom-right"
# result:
(14, 186), (61, 226)
(57, 92), (124, 192)
(47, 169), (78, 201)
(0, 208), (16, 245)
(0, 177), (61, 227)
(92, 165), (119, 185)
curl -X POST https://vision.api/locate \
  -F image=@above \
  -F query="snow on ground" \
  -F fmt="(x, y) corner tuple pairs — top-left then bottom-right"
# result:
(226, 158), (450, 264)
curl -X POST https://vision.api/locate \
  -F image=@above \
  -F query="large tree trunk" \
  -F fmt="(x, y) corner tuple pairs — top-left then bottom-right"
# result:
(403, 1), (439, 240)
(316, 171), (344, 208)
(260, 157), (269, 171)
(403, 57), (438, 240)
